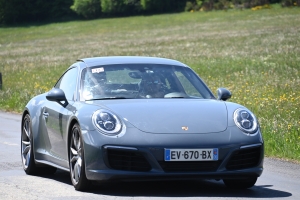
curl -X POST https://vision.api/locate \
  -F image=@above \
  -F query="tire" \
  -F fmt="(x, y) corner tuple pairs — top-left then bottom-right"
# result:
(69, 123), (90, 191)
(21, 114), (57, 175)
(223, 177), (257, 189)
(21, 114), (38, 175)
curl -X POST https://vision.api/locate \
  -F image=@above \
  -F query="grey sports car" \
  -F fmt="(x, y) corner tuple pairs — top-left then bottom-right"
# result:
(21, 56), (264, 191)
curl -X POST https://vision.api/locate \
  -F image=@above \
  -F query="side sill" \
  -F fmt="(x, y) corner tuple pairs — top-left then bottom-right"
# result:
(35, 159), (70, 172)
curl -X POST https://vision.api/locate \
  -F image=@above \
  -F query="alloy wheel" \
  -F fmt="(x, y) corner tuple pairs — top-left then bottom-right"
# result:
(70, 127), (82, 184)
(21, 115), (32, 169)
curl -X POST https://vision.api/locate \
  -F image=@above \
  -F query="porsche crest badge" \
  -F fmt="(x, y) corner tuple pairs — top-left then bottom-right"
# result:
(182, 126), (188, 131)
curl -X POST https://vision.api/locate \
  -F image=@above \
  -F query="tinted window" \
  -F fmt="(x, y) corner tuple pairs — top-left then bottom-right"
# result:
(55, 67), (78, 101)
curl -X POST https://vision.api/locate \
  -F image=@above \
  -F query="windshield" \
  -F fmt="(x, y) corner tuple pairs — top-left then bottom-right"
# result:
(80, 64), (214, 100)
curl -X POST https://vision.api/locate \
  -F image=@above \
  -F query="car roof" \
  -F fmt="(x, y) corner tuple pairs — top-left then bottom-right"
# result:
(77, 56), (187, 68)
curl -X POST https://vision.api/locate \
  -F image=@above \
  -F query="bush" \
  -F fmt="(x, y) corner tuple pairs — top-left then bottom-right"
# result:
(185, 0), (206, 12)
(141, 0), (186, 13)
(49, 0), (74, 19)
(101, 0), (141, 15)
(202, 0), (214, 11)
(71, 0), (101, 19)
(281, 0), (299, 6)
(141, 0), (165, 12)
(185, 1), (194, 11)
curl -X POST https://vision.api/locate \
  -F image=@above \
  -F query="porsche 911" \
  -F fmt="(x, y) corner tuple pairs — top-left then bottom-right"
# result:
(21, 56), (264, 191)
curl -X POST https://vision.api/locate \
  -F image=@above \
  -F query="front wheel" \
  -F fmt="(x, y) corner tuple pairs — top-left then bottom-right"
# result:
(69, 123), (90, 191)
(223, 177), (257, 189)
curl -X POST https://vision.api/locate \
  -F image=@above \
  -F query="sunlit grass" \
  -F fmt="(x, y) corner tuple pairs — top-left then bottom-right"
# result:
(0, 7), (299, 161)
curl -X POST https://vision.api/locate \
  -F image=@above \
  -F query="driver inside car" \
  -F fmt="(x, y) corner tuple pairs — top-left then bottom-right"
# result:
(139, 72), (166, 98)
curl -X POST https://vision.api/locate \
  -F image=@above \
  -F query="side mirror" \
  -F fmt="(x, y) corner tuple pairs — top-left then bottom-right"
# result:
(46, 88), (68, 106)
(217, 88), (231, 101)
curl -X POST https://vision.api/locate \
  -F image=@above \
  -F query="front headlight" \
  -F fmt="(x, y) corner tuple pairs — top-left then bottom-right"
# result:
(92, 109), (123, 136)
(233, 108), (258, 134)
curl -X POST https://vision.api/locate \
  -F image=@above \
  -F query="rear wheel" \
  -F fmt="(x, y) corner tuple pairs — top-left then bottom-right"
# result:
(223, 177), (257, 189)
(21, 114), (38, 174)
(69, 123), (90, 191)
(21, 114), (57, 175)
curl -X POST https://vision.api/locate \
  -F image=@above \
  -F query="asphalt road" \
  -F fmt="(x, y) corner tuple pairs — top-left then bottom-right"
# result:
(0, 111), (299, 200)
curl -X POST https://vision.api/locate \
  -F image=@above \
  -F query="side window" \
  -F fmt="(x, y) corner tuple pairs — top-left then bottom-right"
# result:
(55, 67), (78, 101)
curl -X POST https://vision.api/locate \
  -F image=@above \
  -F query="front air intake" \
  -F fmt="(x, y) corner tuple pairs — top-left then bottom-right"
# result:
(226, 146), (261, 170)
(107, 149), (151, 172)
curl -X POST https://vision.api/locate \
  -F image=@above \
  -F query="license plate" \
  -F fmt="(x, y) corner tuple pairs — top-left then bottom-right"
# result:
(164, 148), (218, 161)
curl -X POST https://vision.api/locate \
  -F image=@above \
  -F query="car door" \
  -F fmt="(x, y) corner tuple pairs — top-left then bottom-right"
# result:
(42, 67), (78, 164)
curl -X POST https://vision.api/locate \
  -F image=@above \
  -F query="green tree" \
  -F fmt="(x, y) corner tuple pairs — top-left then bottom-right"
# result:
(101, 0), (141, 15)
(71, 0), (101, 19)
(141, 0), (186, 13)
(0, 0), (27, 24)
(0, 0), (73, 25)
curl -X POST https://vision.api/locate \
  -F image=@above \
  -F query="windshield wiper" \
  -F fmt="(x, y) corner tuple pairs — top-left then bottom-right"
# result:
(86, 97), (129, 101)
(165, 96), (185, 98)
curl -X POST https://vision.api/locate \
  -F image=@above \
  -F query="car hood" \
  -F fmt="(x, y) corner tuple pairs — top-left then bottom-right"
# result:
(92, 99), (228, 134)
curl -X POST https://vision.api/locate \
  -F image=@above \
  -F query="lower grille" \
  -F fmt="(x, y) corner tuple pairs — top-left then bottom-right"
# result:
(107, 149), (151, 172)
(158, 161), (221, 172)
(226, 146), (261, 170)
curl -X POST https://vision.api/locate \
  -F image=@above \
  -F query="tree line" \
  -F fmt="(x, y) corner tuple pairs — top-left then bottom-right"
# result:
(0, 0), (298, 25)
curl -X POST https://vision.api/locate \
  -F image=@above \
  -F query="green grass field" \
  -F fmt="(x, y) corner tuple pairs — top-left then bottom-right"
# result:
(0, 6), (299, 161)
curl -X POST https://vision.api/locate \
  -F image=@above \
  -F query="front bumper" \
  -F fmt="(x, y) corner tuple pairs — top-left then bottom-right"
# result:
(82, 126), (264, 181)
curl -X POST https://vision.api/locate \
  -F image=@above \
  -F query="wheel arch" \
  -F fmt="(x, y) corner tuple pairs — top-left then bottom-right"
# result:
(21, 109), (31, 144)
(21, 109), (30, 126)
(21, 109), (39, 160)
